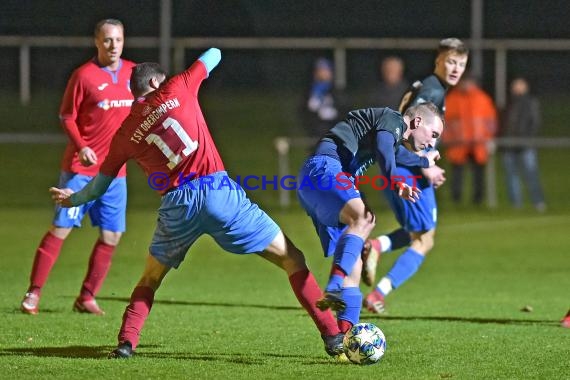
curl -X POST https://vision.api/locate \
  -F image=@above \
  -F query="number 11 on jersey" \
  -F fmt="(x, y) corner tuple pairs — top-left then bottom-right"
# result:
(145, 117), (199, 170)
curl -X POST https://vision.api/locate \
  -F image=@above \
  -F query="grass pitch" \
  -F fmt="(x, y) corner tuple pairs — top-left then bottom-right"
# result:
(1, 205), (569, 379)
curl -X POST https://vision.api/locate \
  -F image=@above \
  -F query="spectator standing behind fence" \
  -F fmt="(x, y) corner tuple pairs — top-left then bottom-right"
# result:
(442, 74), (497, 205)
(501, 77), (546, 212)
(369, 56), (409, 110)
(301, 58), (345, 138)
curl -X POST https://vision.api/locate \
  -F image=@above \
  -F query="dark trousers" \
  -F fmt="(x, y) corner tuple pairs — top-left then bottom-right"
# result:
(451, 160), (485, 205)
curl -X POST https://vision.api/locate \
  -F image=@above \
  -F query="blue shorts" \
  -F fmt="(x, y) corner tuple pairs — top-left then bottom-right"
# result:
(297, 156), (359, 257)
(383, 165), (437, 232)
(52, 172), (126, 232)
(150, 171), (280, 268)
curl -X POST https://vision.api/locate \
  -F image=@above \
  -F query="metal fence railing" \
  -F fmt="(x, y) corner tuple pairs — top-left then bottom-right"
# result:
(4, 36), (570, 108)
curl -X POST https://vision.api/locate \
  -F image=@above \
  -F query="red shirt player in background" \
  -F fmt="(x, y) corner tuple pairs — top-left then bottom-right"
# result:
(50, 48), (348, 361)
(20, 19), (135, 316)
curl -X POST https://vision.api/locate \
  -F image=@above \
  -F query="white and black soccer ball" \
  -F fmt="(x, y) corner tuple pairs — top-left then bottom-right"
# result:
(343, 322), (386, 365)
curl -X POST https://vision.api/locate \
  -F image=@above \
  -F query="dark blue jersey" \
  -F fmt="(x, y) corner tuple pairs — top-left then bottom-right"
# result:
(399, 74), (447, 114)
(395, 73), (447, 168)
(316, 107), (428, 178)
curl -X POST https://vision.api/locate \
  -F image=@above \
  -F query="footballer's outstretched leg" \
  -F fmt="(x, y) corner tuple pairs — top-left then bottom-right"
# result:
(260, 231), (345, 357)
(110, 255), (169, 358)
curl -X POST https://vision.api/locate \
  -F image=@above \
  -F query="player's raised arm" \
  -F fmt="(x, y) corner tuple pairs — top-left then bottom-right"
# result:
(179, 48), (221, 96)
(198, 48), (221, 77)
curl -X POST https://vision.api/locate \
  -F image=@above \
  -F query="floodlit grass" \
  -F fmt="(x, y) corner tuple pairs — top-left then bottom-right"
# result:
(1, 207), (569, 379)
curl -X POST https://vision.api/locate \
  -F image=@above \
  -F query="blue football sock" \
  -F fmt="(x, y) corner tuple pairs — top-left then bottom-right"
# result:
(386, 248), (425, 288)
(333, 234), (364, 275)
(325, 274), (345, 292)
(336, 287), (362, 326)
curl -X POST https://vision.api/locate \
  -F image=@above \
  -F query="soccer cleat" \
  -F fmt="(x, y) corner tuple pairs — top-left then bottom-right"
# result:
(21, 292), (40, 315)
(108, 341), (133, 359)
(363, 289), (386, 314)
(316, 291), (346, 312)
(361, 239), (381, 287)
(333, 352), (350, 363)
(561, 309), (570, 328)
(321, 333), (344, 356)
(73, 297), (105, 315)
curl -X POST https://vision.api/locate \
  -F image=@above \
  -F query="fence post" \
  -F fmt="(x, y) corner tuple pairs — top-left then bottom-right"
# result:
(159, 0), (172, 72)
(334, 43), (346, 90)
(173, 43), (185, 73)
(274, 137), (291, 208)
(486, 141), (498, 208)
(494, 46), (507, 109)
(20, 44), (30, 105)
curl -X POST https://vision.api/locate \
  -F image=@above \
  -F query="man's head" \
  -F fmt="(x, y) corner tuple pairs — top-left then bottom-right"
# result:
(456, 71), (479, 92)
(313, 58), (334, 82)
(434, 38), (469, 87)
(510, 77), (529, 96)
(381, 56), (405, 86)
(94, 19), (125, 69)
(403, 102), (444, 151)
(130, 63), (167, 98)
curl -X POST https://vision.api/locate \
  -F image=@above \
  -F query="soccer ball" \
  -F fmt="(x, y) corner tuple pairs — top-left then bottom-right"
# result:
(343, 322), (386, 365)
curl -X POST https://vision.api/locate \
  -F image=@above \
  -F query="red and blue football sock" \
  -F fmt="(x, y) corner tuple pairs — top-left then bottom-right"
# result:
(336, 286), (362, 333)
(326, 234), (364, 292)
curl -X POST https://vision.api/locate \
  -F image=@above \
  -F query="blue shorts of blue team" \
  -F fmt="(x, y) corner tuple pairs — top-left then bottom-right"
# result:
(150, 171), (280, 269)
(52, 172), (126, 232)
(297, 155), (359, 257)
(383, 165), (437, 232)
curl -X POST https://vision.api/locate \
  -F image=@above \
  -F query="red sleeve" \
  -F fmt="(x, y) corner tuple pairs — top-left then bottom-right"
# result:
(100, 130), (130, 177)
(176, 60), (208, 97)
(59, 70), (87, 150)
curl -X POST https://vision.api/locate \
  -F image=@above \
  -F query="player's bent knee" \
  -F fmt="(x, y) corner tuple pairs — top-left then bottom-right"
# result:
(260, 232), (307, 273)
(410, 230), (435, 254)
(137, 255), (170, 290)
(348, 216), (376, 238)
(100, 230), (122, 246)
(49, 226), (73, 240)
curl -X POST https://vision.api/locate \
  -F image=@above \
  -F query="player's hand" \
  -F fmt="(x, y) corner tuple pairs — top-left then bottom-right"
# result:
(79, 147), (98, 166)
(421, 165), (446, 188)
(424, 150), (441, 167)
(396, 182), (421, 203)
(49, 187), (74, 207)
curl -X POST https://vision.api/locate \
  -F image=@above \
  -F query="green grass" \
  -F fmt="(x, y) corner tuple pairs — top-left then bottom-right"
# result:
(1, 208), (569, 379)
(1, 91), (570, 378)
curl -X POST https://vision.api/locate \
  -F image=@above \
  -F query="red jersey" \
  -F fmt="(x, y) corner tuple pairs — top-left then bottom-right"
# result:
(101, 59), (224, 194)
(60, 58), (135, 177)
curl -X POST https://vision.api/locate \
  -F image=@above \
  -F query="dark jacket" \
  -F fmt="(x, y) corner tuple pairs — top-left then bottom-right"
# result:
(502, 94), (541, 138)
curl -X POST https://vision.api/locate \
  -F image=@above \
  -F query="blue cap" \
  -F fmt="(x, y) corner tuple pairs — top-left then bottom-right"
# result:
(315, 58), (333, 70)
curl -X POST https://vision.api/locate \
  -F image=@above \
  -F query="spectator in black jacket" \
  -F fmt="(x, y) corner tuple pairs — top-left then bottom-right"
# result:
(502, 77), (546, 212)
(369, 56), (409, 110)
